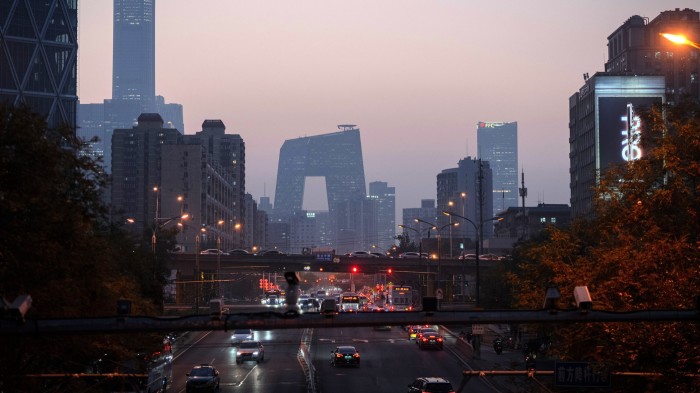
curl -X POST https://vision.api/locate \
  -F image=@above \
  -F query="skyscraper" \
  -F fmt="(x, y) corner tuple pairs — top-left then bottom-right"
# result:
(78, 0), (183, 173)
(369, 181), (396, 252)
(0, 0), (78, 130)
(273, 125), (367, 251)
(477, 121), (518, 218)
(273, 125), (367, 219)
(112, 0), (155, 102)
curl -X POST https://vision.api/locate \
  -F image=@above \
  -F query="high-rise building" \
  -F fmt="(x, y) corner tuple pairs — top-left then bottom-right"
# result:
(0, 0), (78, 130)
(273, 125), (367, 250)
(112, 0), (155, 102)
(78, 0), (183, 172)
(401, 199), (437, 243)
(111, 114), (246, 251)
(605, 8), (700, 104)
(369, 181), (396, 252)
(437, 157), (494, 240)
(569, 73), (665, 217)
(477, 122), (518, 218)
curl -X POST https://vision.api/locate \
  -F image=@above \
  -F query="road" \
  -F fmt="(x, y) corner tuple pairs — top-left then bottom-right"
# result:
(170, 321), (525, 393)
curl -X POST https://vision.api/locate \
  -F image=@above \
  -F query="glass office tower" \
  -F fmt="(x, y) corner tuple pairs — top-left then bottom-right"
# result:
(477, 121), (518, 218)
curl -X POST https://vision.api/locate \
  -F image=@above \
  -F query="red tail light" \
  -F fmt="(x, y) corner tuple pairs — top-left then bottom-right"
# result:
(437, 337), (443, 342)
(352, 353), (360, 358)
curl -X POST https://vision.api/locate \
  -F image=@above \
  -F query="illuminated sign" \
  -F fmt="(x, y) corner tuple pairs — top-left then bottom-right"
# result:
(306, 212), (316, 218)
(478, 122), (506, 129)
(393, 286), (411, 292)
(598, 97), (661, 170)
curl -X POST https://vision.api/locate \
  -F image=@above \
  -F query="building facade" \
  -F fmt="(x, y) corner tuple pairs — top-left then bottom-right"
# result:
(368, 181), (396, 252)
(0, 0), (78, 130)
(605, 8), (700, 104)
(437, 157), (494, 243)
(401, 199), (437, 244)
(477, 121), (518, 218)
(493, 203), (572, 241)
(569, 73), (665, 217)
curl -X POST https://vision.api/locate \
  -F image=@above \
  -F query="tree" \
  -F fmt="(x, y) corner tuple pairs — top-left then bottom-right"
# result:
(508, 98), (700, 391)
(0, 105), (163, 390)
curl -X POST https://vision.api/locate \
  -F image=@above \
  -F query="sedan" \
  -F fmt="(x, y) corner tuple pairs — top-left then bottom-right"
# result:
(398, 252), (429, 259)
(348, 251), (376, 258)
(231, 329), (254, 345)
(236, 341), (265, 364)
(330, 346), (361, 367)
(417, 330), (444, 350)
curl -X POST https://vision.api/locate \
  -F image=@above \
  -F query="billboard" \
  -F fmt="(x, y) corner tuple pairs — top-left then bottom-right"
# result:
(598, 96), (662, 171)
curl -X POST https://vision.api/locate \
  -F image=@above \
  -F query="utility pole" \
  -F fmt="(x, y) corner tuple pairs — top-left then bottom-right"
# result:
(519, 170), (528, 240)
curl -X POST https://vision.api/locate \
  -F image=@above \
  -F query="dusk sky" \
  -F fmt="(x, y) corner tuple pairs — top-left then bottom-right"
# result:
(77, 1), (698, 215)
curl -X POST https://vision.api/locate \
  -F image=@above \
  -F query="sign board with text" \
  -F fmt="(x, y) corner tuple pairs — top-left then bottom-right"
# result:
(471, 324), (485, 335)
(554, 362), (610, 388)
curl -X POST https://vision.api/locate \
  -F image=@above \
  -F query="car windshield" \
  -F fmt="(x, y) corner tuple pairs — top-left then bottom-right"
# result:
(190, 368), (213, 377)
(240, 342), (258, 349)
(426, 382), (453, 392)
(234, 329), (251, 335)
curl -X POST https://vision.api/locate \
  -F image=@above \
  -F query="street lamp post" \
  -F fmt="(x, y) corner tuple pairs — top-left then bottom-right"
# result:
(442, 211), (502, 308)
(415, 219), (458, 304)
(195, 227), (206, 313)
(216, 220), (225, 298)
(398, 224), (433, 296)
(447, 201), (454, 258)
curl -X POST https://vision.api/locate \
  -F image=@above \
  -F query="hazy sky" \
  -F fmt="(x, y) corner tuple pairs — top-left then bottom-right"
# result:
(77, 1), (699, 215)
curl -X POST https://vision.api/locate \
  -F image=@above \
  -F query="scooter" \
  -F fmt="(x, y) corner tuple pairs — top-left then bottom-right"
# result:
(493, 338), (503, 354)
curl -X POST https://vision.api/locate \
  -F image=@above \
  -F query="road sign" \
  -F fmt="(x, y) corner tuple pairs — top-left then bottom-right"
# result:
(471, 324), (485, 335)
(554, 362), (610, 388)
(435, 288), (443, 299)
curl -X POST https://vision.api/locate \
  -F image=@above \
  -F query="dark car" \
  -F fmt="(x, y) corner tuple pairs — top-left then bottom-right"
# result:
(227, 249), (251, 255)
(257, 250), (286, 256)
(185, 364), (220, 393)
(414, 327), (438, 343)
(408, 377), (455, 393)
(330, 346), (360, 367)
(236, 341), (265, 364)
(417, 330), (444, 350)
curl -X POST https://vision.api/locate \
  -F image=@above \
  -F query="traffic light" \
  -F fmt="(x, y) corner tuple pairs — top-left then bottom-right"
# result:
(351, 266), (358, 273)
(387, 268), (392, 274)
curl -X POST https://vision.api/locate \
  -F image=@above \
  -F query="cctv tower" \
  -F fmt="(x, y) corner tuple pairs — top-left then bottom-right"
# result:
(274, 125), (367, 218)
(273, 126), (367, 250)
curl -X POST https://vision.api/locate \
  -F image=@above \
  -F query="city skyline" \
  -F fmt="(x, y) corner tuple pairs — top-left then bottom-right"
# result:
(76, 1), (699, 215)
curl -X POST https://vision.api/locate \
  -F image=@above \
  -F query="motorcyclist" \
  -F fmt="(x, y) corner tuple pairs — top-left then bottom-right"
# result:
(493, 338), (503, 354)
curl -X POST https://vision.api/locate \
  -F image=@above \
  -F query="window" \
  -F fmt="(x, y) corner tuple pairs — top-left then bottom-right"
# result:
(551, 217), (557, 223)
(540, 217), (546, 223)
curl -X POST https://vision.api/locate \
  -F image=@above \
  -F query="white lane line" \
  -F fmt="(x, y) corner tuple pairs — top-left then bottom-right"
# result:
(234, 364), (258, 387)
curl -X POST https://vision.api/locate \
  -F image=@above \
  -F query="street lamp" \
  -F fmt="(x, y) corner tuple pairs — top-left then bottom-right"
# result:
(195, 227), (206, 312)
(442, 211), (502, 308)
(661, 33), (700, 49)
(216, 220), (225, 298)
(415, 219), (458, 301)
(447, 201), (454, 258)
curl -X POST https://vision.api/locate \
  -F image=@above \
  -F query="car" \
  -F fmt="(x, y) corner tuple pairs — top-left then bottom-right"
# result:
(415, 327), (438, 343)
(227, 249), (251, 255)
(348, 251), (376, 258)
(407, 377), (455, 393)
(417, 330), (444, 350)
(458, 252), (477, 260)
(199, 249), (229, 255)
(185, 364), (220, 393)
(398, 252), (429, 259)
(236, 340), (265, 364)
(330, 346), (360, 367)
(369, 252), (386, 258)
(256, 249), (286, 256)
(231, 329), (254, 345)
(407, 325), (421, 340)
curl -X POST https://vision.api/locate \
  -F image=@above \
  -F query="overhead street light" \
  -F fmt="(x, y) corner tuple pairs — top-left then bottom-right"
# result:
(660, 33), (700, 49)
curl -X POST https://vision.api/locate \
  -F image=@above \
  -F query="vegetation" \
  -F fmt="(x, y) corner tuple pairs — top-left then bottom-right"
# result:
(507, 98), (700, 391)
(0, 105), (166, 391)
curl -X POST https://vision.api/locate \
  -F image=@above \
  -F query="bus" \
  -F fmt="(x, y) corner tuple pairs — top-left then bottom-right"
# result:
(339, 292), (360, 312)
(391, 285), (414, 311)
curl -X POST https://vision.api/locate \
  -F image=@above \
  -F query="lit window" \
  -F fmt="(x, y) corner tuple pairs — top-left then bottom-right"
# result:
(540, 217), (546, 223)
(551, 217), (557, 223)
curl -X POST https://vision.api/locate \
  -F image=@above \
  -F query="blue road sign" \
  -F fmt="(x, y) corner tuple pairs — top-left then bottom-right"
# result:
(554, 362), (610, 388)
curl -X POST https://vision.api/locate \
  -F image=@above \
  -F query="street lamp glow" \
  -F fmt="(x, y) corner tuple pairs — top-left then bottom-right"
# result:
(661, 33), (700, 49)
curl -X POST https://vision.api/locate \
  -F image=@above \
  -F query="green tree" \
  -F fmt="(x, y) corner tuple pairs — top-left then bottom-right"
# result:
(0, 105), (163, 390)
(508, 99), (700, 391)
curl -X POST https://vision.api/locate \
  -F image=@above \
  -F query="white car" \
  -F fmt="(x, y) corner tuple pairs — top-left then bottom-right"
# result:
(231, 329), (254, 345)
(348, 251), (377, 258)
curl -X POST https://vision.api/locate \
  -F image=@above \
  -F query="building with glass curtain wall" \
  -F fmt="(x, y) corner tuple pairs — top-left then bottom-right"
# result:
(0, 0), (78, 130)
(477, 121), (518, 218)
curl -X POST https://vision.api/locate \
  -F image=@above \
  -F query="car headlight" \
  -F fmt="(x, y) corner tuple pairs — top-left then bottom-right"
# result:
(253, 351), (259, 355)
(236, 351), (241, 356)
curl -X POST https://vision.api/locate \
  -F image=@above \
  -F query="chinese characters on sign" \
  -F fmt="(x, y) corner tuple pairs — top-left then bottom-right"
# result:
(554, 362), (610, 388)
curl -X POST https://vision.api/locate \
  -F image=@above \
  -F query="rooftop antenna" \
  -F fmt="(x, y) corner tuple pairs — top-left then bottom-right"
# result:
(519, 169), (528, 239)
